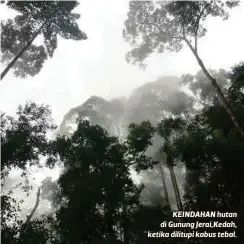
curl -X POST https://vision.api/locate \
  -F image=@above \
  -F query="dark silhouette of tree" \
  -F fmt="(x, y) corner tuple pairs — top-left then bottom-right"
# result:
(166, 63), (244, 243)
(123, 0), (244, 138)
(1, 1), (87, 80)
(1, 102), (56, 178)
(128, 205), (173, 244)
(47, 120), (162, 243)
(1, 19), (48, 78)
(157, 117), (187, 211)
(158, 160), (170, 207)
(1, 102), (56, 244)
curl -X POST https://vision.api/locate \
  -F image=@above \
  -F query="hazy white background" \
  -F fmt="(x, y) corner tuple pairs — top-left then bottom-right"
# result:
(1, 0), (244, 126)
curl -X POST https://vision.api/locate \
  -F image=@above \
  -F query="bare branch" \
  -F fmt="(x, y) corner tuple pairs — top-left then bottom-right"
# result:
(24, 187), (41, 226)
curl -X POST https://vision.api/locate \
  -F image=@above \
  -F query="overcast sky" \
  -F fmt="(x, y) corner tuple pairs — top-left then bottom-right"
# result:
(1, 0), (244, 126)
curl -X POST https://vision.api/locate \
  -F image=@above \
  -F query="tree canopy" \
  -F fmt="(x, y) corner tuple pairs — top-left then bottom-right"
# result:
(123, 1), (238, 67)
(1, 1), (87, 79)
(123, 0), (244, 139)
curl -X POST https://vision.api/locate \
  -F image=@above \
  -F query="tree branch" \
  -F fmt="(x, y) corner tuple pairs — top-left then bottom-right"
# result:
(193, 3), (209, 52)
(194, 35), (198, 53)
(19, 187), (41, 238)
(1, 20), (48, 81)
(117, 148), (148, 178)
(143, 10), (180, 41)
(24, 187), (41, 226)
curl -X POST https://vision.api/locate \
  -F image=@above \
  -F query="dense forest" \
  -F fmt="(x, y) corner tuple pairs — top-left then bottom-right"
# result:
(1, 1), (244, 244)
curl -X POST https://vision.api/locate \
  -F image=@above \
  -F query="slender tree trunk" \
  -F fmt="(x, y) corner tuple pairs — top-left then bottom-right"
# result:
(107, 178), (115, 241)
(1, 21), (46, 80)
(25, 187), (41, 225)
(106, 203), (115, 242)
(169, 166), (183, 210)
(20, 187), (40, 237)
(122, 202), (129, 244)
(158, 161), (170, 207)
(163, 152), (182, 210)
(183, 37), (244, 139)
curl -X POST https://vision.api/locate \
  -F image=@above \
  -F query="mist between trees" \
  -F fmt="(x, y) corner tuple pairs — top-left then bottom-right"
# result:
(1, 1), (244, 244)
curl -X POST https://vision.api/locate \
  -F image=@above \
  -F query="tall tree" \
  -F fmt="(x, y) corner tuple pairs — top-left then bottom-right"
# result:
(170, 63), (244, 243)
(1, 19), (48, 78)
(157, 118), (186, 211)
(158, 160), (170, 207)
(1, 102), (56, 179)
(123, 0), (244, 138)
(1, 102), (57, 244)
(1, 1), (87, 80)
(49, 120), (158, 243)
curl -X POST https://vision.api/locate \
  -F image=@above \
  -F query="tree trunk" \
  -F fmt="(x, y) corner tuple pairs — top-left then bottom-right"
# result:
(106, 204), (115, 242)
(163, 152), (182, 210)
(20, 187), (40, 237)
(158, 161), (171, 207)
(1, 21), (46, 80)
(169, 166), (183, 210)
(183, 37), (244, 139)
(25, 187), (41, 225)
(122, 202), (129, 244)
(107, 178), (115, 240)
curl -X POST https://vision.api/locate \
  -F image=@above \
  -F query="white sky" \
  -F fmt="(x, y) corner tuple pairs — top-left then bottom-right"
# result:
(0, 0), (244, 126)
